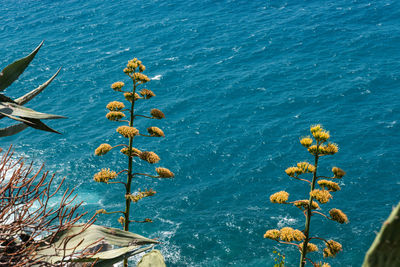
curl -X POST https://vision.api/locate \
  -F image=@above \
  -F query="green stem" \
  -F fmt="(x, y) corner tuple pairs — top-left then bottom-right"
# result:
(299, 143), (319, 267)
(123, 74), (137, 267)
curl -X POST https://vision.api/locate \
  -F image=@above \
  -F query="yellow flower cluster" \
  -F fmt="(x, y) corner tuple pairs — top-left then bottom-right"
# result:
(111, 81), (124, 92)
(323, 240), (342, 258)
(150, 108), (165, 119)
(139, 151), (160, 164)
(147, 126), (165, 137)
(116, 126), (139, 138)
(133, 73), (150, 83)
(321, 143), (338, 155)
(263, 229), (280, 240)
(123, 58), (146, 75)
(299, 242), (319, 253)
(106, 101), (125, 111)
(106, 111), (125, 121)
(124, 92), (142, 102)
(156, 167), (174, 178)
(279, 227), (305, 242)
(118, 216), (125, 226)
(285, 166), (302, 177)
(95, 143), (112, 156)
(270, 191), (289, 204)
(310, 124), (322, 133)
(329, 208), (348, 224)
(310, 189), (332, 204)
(318, 180), (341, 192)
(315, 262), (331, 267)
(93, 168), (117, 183)
(297, 162), (316, 173)
(95, 209), (107, 215)
(332, 167), (346, 178)
(125, 189), (156, 203)
(293, 199), (320, 210)
(313, 130), (330, 142)
(120, 147), (141, 157)
(140, 89), (156, 99)
(300, 136), (313, 147)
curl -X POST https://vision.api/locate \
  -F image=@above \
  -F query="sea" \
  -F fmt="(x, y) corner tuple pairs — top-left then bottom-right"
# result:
(0, 0), (399, 266)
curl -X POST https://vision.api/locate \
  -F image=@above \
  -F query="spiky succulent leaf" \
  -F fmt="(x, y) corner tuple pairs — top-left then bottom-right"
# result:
(35, 224), (158, 265)
(0, 112), (61, 134)
(0, 123), (28, 137)
(0, 102), (66, 120)
(0, 41), (43, 91)
(15, 68), (61, 105)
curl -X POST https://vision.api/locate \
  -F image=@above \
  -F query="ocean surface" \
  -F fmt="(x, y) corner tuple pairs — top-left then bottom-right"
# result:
(1, 0), (399, 266)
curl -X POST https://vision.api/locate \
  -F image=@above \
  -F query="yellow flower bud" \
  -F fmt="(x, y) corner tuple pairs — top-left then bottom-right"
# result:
(263, 229), (280, 240)
(318, 180), (341, 192)
(139, 151), (160, 164)
(150, 108), (165, 119)
(323, 240), (342, 258)
(120, 147), (141, 157)
(299, 242), (319, 253)
(147, 126), (165, 137)
(95, 143), (112, 156)
(106, 111), (125, 121)
(133, 73), (150, 83)
(118, 216), (125, 226)
(156, 167), (174, 178)
(310, 124), (322, 133)
(293, 199), (320, 210)
(270, 191), (289, 203)
(332, 167), (346, 178)
(111, 81), (125, 91)
(329, 208), (348, 224)
(285, 166), (302, 177)
(300, 137), (313, 148)
(297, 162), (315, 173)
(95, 209), (107, 215)
(116, 126), (139, 138)
(93, 168), (117, 183)
(140, 89), (156, 99)
(106, 101), (125, 111)
(310, 189), (332, 204)
(279, 227), (305, 242)
(139, 64), (146, 72)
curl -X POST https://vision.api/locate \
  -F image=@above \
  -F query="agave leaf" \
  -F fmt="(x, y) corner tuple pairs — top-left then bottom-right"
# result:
(15, 67), (61, 105)
(0, 112), (61, 134)
(0, 102), (66, 120)
(0, 41), (44, 91)
(0, 94), (17, 103)
(137, 250), (166, 267)
(0, 123), (28, 137)
(35, 224), (158, 264)
(75, 245), (155, 266)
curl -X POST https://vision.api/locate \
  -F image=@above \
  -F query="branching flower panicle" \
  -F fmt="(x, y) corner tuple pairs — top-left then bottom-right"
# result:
(93, 57), (173, 264)
(263, 125), (347, 266)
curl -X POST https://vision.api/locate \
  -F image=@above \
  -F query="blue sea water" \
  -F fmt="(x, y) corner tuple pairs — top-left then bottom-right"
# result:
(1, 0), (399, 266)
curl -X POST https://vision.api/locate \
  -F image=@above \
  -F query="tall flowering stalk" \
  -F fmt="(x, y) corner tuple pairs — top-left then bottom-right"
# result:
(93, 58), (174, 262)
(264, 125), (348, 267)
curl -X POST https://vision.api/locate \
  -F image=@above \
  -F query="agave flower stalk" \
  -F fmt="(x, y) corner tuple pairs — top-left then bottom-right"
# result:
(264, 125), (348, 267)
(93, 58), (174, 266)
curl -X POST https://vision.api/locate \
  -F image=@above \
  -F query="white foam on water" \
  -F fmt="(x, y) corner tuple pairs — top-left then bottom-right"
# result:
(151, 74), (162, 80)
